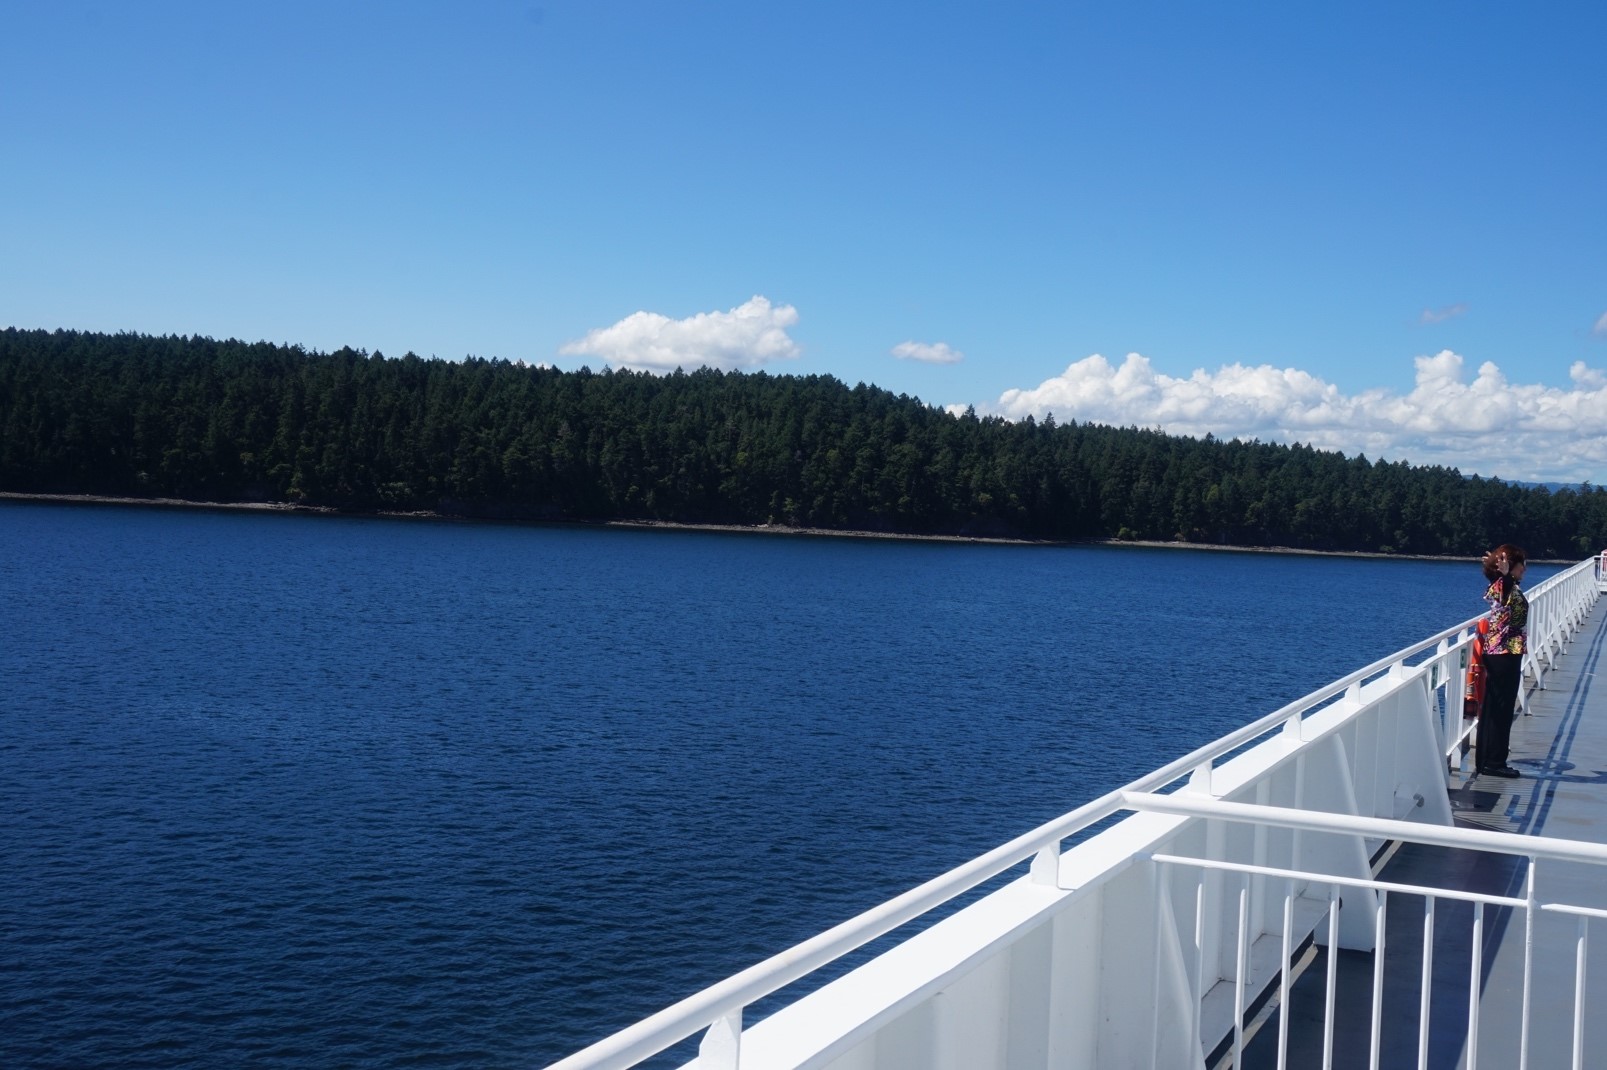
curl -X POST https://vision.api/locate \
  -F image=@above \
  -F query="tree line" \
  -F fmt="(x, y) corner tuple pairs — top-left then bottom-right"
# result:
(3, 327), (1605, 558)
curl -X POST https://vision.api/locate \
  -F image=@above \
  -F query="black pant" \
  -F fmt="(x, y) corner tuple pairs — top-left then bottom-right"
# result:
(1479, 653), (1522, 770)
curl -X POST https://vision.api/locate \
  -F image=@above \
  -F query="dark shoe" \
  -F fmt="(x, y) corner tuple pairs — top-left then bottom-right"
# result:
(1483, 765), (1522, 778)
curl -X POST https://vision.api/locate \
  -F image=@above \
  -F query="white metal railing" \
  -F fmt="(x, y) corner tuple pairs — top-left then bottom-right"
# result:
(548, 557), (1602, 1070)
(1524, 556), (1601, 694)
(1130, 792), (1607, 1070)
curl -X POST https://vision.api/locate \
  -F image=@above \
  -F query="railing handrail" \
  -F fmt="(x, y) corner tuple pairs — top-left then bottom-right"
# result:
(1122, 791), (1607, 866)
(548, 556), (1601, 1070)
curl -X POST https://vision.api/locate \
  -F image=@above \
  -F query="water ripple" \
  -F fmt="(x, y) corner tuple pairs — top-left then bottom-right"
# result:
(0, 504), (1539, 1067)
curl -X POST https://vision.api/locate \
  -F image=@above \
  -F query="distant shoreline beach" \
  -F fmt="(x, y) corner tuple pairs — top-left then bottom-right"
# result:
(0, 490), (1496, 563)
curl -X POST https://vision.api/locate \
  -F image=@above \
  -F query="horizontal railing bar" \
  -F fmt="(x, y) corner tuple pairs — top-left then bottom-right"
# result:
(1121, 793), (1607, 866)
(1539, 902), (1607, 922)
(1147, 853), (1529, 911)
(1101, 623), (1483, 796)
(545, 782), (1139, 1070)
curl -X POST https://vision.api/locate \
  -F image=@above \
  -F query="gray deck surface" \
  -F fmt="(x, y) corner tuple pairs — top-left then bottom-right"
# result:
(1240, 596), (1607, 1069)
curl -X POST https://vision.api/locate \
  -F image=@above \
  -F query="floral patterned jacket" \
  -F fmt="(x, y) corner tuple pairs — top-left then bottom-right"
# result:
(1484, 575), (1528, 655)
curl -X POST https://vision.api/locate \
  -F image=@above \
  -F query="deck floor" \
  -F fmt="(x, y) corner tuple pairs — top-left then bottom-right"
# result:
(1242, 595), (1607, 1069)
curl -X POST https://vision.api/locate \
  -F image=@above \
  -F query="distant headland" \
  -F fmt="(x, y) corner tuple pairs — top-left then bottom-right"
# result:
(2, 327), (1601, 560)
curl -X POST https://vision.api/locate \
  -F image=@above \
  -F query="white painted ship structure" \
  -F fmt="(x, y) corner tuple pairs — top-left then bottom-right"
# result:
(551, 556), (1607, 1069)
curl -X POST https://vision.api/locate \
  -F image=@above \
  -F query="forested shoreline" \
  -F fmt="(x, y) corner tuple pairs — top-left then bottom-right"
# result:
(4, 327), (1605, 558)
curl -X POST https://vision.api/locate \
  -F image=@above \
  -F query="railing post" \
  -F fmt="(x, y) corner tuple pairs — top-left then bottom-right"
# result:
(1573, 917), (1588, 1070)
(1370, 890), (1388, 1069)
(1521, 859), (1536, 1070)
(1468, 902), (1484, 1070)
(698, 1009), (742, 1070)
(1419, 896), (1435, 1070)
(1031, 842), (1061, 886)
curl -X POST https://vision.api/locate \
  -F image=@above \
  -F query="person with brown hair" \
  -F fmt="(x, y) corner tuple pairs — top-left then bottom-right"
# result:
(1477, 543), (1529, 778)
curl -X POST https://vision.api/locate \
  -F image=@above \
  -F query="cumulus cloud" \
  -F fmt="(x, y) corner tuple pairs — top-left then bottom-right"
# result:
(559, 295), (801, 373)
(891, 340), (964, 365)
(973, 351), (1607, 482)
(1419, 303), (1468, 325)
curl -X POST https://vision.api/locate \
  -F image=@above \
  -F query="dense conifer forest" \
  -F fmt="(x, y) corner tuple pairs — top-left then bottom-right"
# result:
(3, 327), (1605, 558)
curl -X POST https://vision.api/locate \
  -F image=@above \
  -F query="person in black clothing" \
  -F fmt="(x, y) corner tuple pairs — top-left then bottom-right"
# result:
(1477, 543), (1528, 778)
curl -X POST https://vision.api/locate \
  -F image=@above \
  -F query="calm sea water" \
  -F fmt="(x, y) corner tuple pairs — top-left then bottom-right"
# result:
(0, 503), (1559, 1068)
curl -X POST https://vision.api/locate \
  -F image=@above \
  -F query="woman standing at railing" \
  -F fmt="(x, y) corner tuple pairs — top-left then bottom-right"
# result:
(1478, 544), (1529, 778)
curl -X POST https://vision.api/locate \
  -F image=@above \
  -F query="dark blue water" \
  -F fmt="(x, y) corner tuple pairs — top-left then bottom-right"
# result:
(0, 503), (1558, 1068)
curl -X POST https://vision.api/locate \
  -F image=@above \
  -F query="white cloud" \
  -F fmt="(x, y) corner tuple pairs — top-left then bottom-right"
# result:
(1594, 311), (1607, 337)
(559, 295), (801, 373)
(891, 340), (964, 365)
(1419, 303), (1468, 325)
(976, 351), (1607, 482)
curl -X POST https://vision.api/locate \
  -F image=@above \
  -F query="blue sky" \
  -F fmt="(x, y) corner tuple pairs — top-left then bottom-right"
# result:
(5, 2), (1605, 481)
